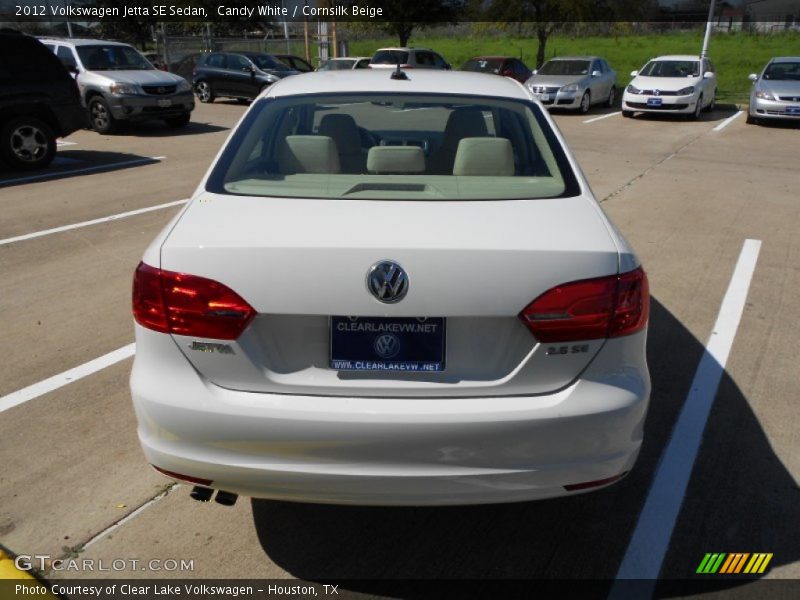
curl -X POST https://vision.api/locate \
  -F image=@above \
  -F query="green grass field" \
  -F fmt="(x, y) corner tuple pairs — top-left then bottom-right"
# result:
(348, 30), (800, 104)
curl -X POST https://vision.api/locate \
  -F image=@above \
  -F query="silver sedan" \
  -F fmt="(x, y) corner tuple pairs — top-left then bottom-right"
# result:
(524, 56), (617, 113)
(747, 57), (800, 125)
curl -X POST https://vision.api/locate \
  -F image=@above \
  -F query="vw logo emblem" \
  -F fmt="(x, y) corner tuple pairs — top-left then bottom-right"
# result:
(374, 334), (401, 359)
(366, 261), (408, 303)
(653, 89), (660, 96)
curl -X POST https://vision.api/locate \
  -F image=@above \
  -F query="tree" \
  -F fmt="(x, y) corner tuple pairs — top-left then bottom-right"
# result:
(356, 0), (464, 47)
(487, 0), (655, 68)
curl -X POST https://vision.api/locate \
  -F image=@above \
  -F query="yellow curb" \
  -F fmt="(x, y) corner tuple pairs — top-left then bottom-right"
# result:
(0, 548), (59, 599)
(0, 548), (36, 580)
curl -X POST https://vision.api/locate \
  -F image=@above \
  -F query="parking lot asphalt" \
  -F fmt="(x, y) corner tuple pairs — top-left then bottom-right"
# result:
(0, 98), (798, 593)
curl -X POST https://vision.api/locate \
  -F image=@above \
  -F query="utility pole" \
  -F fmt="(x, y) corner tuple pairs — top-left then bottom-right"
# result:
(700, 0), (716, 58)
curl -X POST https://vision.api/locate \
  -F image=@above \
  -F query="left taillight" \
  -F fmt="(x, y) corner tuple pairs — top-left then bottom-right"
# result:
(133, 262), (255, 340)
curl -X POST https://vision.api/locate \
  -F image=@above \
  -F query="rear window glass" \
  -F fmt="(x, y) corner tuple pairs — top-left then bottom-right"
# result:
(372, 51), (409, 65)
(206, 93), (579, 201)
(462, 58), (504, 73)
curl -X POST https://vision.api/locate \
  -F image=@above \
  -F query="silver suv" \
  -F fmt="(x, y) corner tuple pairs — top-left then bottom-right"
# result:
(40, 38), (194, 134)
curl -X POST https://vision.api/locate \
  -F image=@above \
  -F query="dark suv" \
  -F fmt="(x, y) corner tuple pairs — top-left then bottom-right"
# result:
(193, 52), (298, 103)
(0, 31), (87, 170)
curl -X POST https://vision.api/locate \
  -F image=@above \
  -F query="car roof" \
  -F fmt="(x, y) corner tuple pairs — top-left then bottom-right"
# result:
(326, 57), (370, 61)
(375, 47), (433, 52)
(267, 70), (529, 100)
(37, 37), (131, 47)
(770, 56), (800, 63)
(469, 56), (515, 60)
(547, 56), (601, 61)
(651, 55), (702, 61)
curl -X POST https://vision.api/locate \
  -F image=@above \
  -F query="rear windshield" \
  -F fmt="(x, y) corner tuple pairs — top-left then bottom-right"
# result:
(763, 61), (800, 80)
(462, 58), (504, 73)
(250, 54), (290, 71)
(371, 51), (409, 65)
(77, 45), (152, 71)
(320, 59), (356, 71)
(640, 60), (699, 77)
(538, 60), (590, 76)
(206, 93), (579, 201)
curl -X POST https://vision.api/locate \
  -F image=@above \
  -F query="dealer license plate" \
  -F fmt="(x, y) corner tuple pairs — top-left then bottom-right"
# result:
(330, 316), (445, 372)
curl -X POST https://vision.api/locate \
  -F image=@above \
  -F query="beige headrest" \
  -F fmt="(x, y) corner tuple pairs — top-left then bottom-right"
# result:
(278, 135), (340, 174)
(452, 137), (514, 176)
(367, 146), (425, 174)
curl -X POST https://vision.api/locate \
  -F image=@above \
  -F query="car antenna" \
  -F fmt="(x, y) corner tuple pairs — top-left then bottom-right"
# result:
(391, 57), (408, 80)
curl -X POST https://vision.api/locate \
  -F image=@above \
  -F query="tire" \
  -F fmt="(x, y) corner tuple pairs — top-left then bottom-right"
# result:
(88, 96), (117, 134)
(706, 91), (716, 112)
(579, 91), (591, 114)
(0, 116), (56, 170)
(195, 81), (214, 103)
(607, 86), (616, 108)
(164, 112), (191, 128)
(746, 113), (760, 125)
(688, 95), (703, 121)
(622, 109), (634, 118)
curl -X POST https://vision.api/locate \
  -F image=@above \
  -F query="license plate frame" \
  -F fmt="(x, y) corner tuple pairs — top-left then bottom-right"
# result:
(157, 98), (173, 108)
(329, 316), (446, 372)
(786, 106), (800, 115)
(647, 97), (663, 107)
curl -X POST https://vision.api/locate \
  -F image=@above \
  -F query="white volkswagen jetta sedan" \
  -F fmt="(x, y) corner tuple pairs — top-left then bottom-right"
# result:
(131, 70), (650, 506)
(622, 54), (717, 119)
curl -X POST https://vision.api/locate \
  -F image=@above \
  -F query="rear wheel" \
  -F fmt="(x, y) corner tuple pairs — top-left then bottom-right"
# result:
(164, 112), (191, 129)
(607, 86), (616, 108)
(0, 116), (56, 170)
(579, 91), (591, 114)
(88, 97), (117, 134)
(196, 81), (214, 103)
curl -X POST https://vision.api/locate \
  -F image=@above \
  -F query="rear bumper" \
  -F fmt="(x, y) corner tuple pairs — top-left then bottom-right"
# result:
(131, 325), (650, 505)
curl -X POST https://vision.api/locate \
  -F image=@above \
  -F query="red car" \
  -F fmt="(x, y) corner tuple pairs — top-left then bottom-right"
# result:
(461, 56), (533, 83)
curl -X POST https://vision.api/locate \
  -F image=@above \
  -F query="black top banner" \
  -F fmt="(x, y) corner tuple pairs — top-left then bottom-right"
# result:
(1, 0), (794, 24)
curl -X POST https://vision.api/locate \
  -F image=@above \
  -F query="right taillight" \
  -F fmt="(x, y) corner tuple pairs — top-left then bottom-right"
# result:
(133, 262), (255, 340)
(519, 266), (649, 343)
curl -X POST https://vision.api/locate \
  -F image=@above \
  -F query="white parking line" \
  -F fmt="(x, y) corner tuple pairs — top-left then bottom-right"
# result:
(712, 110), (743, 132)
(0, 199), (188, 246)
(0, 156), (166, 187)
(0, 344), (136, 413)
(56, 140), (77, 147)
(583, 111), (621, 124)
(609, 238), (761, 596)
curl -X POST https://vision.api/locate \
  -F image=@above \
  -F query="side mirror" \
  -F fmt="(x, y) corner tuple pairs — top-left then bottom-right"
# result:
(630, 70), (638, 77)
(703, 71), (714, 79)
(748, 73), (758, 82)
(592, 70), (602, 77)
(67, 65), (79, 75)
(502, 68), (513, 77)
(532, 69), (538, 75)
(444, 63), (451, 70)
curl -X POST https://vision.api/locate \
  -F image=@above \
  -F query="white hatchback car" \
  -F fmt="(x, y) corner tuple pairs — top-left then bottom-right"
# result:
(131, 70), (650, 506)
(622, 55), (717, 119)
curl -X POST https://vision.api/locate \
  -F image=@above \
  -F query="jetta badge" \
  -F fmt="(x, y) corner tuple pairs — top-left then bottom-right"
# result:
(366, 261), (408, 303)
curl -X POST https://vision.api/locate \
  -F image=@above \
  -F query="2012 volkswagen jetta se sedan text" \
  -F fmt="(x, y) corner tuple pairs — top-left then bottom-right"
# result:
(130, 70), (650, 506)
